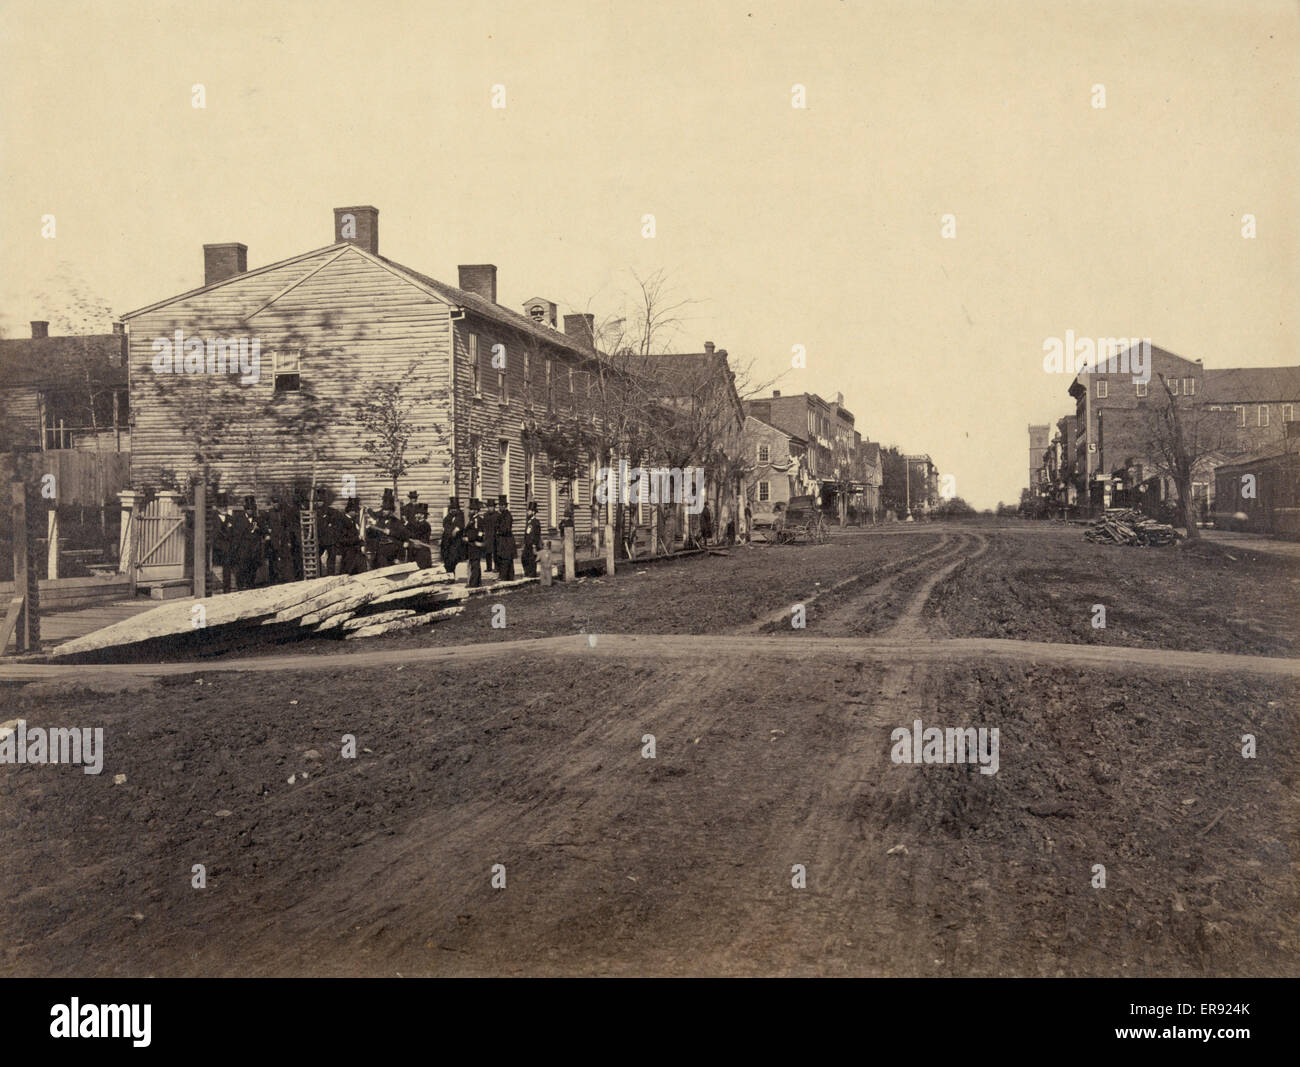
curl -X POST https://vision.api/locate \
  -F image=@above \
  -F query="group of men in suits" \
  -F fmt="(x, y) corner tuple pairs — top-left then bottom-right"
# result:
(213, 491), (313, 592)
(214, 486), (546, 592)
(439, 494), (544, 586)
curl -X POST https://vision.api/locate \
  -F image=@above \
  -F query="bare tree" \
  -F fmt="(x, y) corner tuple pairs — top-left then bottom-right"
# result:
(358, 360), (446, 505)
(1133, 373), (1240, 542)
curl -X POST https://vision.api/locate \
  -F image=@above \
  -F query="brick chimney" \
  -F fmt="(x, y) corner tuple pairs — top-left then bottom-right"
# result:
(458, 265), (498, 303)
(704, 341), (715, 354)
(203, 243), (247, 286)
(30, 320), (49, 339)
(333, 206), (379, 254)
(563, 313), (595, 348)
(773, 389), (781, 398)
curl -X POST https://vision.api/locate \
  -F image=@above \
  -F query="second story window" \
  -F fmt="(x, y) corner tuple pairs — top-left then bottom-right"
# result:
(1284, 404), (1295, 423)
(273, 349), (301, 392)
(496, 344), (508, 404)
(471, 334), (481, 397)
(1259, 405), (1270, 427)
(1235, 405), (1246, 427)
(523, 353), (531, 405)
(1135, 381), (1148, 398)
(1096, 380), (1108, 399)
(1184, 378), (1196, 395)
(545, 359), (553, 410)
(758, 444), (770, 464)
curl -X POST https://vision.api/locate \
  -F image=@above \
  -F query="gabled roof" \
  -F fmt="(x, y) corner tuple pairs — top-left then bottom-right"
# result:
(1203, 366), (1300, 403)
(123, 241), (601, 362)
(745, 413), (809, 447)
(0, 333), (127, 390)
(861, 441), (882, 465)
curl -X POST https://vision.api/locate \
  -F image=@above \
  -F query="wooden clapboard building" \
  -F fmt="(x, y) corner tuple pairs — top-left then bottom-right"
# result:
(121, 206), (612, 538)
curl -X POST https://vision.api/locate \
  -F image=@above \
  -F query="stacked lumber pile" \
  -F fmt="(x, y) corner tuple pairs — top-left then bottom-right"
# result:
(48, 564), (537, 661)
(1084, 509), (1178, 547)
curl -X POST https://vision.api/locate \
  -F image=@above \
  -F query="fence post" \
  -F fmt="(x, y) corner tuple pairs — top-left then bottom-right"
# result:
(563, 526), (575, 583)
(604, 523), (615, 578)
(540, 539), (552, 587)
(11, 482), (36, 652)
(193, 480), (207, 599)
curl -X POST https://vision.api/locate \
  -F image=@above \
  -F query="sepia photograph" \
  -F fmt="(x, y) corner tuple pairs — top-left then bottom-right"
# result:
(0, 0), (1294, 1042)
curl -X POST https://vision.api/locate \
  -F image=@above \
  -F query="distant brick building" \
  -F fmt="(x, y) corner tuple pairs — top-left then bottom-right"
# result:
(742, 415), (809, 524)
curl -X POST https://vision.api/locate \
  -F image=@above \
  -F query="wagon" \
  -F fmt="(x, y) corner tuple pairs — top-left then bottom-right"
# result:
(772, 495), (830, 545)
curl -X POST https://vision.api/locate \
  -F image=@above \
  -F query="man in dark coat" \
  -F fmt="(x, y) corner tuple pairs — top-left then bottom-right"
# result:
(336, 497), (368, 574)
(265, 497), (298, 584)
(228, 495), (265, 591)
(481, 498), (499, 573)
(316, 490), (341, 576)
(366, 489), (412, 569)
(465, 499), (486, 588)
(212, 493), (234, 593)
(521, 500), (542, 578)
(441, 496), (464, 574)
(495, 494), (516, 580)
(401, 490), (420, 528)
(407, 502), (434, 569)
(699, 502), (714, 546)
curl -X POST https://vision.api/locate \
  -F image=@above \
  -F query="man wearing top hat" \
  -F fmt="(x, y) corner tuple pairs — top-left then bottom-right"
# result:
(227, 494), (265, 591)
(407, 502), (434, 569)
(336, 496), (368, 574)
(440, 496), (464, 574)
(481, 497), (499, 574)
(520, 500), (542, 578)
(495, 494), (516, 580)
(465, 499), (486, 588)
(401, 490), (420, 528)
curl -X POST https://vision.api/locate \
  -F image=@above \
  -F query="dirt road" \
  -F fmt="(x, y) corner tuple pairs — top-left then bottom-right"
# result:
(3, 524), (1296, 976)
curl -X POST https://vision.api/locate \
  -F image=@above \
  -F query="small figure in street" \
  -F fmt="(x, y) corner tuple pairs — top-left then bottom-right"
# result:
(465, 499), (486, 588)
(521, 500), (541, 578)
(496, 494), (516, 580)
(700, 502), (714, 546)
(744, 503), (753, 544)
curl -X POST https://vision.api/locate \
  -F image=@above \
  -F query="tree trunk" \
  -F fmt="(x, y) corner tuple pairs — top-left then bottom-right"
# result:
(1178, 476), (1200, 542)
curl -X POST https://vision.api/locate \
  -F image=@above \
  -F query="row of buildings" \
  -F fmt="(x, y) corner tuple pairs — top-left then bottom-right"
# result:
(1028, 343), (1300, 525)
(2, 204), (915, 547)
(744, 391), (882, 525)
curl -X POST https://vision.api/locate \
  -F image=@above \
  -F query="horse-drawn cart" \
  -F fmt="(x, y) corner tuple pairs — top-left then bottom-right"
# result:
(771, 495), (830, 545)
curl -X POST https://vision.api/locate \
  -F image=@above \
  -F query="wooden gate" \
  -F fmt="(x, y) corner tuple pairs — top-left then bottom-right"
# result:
(134, 492), (188, 583)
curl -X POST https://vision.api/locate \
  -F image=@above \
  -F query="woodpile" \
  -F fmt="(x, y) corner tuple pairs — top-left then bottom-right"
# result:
(48, 564), (536, 660)
(1084, 509), (1178, 547)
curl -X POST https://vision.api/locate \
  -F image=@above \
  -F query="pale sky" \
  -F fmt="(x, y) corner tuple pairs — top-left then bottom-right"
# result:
(2, 0), (1296, 507)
